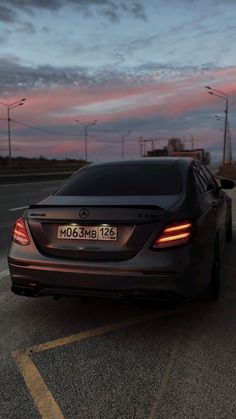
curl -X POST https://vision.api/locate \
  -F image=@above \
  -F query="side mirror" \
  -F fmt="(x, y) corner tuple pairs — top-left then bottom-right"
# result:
(220, 179), (235, 189)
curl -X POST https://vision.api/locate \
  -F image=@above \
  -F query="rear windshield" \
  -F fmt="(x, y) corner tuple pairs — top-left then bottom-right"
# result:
(55, 164), (183, 196)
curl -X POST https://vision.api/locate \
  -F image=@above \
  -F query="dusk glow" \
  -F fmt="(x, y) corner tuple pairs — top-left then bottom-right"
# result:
(0, 0), (236, 162)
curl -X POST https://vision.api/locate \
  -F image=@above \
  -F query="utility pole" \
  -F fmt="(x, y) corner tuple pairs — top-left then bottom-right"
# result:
(7, 107), (11, 166)
(139, 137), (143, 157)
(215, 114), (232, 164)
(227, 121), (232, 163)
(0, 98), (26, 171)
(142, 137), (163, 156)
(75, 119), (97, 162)
(206, 86), (229, 165)
(120, 129), (132, 159)
(85, 125), (88, 162)
(223, 98), (229, 164)
(143, 138), (152, 156)
(122, 134), (125, 159)
(191, 136), (194, 150)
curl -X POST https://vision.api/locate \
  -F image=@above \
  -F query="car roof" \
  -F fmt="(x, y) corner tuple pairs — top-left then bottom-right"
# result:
(85, 157), (194, 169)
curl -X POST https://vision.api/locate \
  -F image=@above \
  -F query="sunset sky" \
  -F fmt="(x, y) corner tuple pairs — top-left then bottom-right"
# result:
(0, 0), (236, 162)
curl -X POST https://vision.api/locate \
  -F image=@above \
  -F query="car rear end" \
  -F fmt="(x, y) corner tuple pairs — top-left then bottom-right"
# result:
(8, 159), (203, 302)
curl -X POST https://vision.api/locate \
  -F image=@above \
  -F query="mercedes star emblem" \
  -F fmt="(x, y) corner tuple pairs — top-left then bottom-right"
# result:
(79, 208), (89, 219)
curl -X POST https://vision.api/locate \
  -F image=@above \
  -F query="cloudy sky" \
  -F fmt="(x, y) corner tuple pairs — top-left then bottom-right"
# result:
(0, 0), (236, 162)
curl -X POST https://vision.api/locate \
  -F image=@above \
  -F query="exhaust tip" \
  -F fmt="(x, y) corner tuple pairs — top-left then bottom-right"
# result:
(11, 284), (40, 297)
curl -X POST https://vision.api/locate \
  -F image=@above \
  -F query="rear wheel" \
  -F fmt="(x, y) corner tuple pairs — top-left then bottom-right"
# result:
(207, 241), (221, 301)
(226, 214), (232, 243)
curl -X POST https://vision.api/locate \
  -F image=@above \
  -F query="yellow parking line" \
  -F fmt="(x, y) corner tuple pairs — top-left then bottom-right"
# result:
(12, 350), (64, 419)
(28, 309), (181, 354)
(11, 295), (236, 418)
(11, 306), (190, 418)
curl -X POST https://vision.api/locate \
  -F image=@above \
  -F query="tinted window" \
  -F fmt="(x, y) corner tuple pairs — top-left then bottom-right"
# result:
(193, 167), (205, 194)
(192, 162), (218, 194)
(55, 164), (183, 196)
(200, 165), (218, 191)
(193, 162), (209, 193)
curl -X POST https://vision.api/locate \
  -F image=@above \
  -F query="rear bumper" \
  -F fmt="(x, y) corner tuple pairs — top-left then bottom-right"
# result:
(8, 257), (206, 301)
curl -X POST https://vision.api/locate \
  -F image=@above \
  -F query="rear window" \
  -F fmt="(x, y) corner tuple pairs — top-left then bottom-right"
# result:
(55, 164), (183, 196)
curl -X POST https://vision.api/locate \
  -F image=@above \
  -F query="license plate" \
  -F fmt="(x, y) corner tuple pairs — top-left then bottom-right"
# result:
(57, 225), (117, 241)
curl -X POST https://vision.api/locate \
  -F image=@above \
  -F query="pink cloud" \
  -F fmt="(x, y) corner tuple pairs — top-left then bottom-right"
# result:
(4, 67), (236, 125)
(2, 66), (236, 159)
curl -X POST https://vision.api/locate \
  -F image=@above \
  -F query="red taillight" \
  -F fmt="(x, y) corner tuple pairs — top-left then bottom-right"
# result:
(153, 220), (193, 249)
(13, 218), (30, 246)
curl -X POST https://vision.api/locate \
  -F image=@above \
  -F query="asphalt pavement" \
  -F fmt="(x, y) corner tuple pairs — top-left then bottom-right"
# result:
(0, 180), (236, 418)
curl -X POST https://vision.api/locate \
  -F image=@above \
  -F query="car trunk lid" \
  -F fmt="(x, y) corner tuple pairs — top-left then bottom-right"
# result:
(27, 195), (180, 260)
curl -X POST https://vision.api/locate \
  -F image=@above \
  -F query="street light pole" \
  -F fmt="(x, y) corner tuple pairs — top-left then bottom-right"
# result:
(122, 134), (125, 159)
(139, 137), (143, 157)
(215, 114), (232, 164)
(7, 107), (11, 168)
(0, 98), (26, 171)
(223, 98), (228, 165)
(75, 119), (97, 162)
(206, 86), (229, 165)
(121, 129), (132, 159)
(84, 124), (88, 162)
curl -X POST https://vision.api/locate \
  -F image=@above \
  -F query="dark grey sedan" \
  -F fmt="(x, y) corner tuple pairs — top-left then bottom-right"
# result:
(8, 158), (234, 302)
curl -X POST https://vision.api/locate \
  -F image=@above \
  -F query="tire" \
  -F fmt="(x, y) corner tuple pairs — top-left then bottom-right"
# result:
(207, 241), (221, 301)
(226, 213), (232, 243)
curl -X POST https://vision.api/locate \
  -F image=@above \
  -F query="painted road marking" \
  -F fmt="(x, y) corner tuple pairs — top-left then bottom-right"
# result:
(28, 309), (184, 353)
(0, 269), (9, 279)
(12, 350), (64, 419)
(12, 306), (190, 418)
(11, 297), (236, 418)
(9, 206), (28, 212)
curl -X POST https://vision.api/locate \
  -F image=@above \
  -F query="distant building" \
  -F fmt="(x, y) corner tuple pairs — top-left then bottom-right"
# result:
(171, 149), (210, 165)
(203, 151), (211, 165)
(145, 137), (210, 165)
(147, 149), (168, 157)
(145, 138), (210, 164)
(166, 138), (184, 153)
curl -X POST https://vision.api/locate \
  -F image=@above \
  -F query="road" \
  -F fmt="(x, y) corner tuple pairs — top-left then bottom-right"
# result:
(1, 179), (236, 418)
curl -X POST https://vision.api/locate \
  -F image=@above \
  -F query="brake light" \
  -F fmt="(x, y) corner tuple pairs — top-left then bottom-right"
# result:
(153, 220), (193, 249)
(13, 218), (30, 245)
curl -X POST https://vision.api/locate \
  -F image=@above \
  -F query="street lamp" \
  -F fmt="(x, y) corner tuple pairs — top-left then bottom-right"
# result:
(75, 119), (97, 162)
(121, 129), (132, 159)
(0, 98), (26, 171)
(215, 115), (232, 163)
(205, 86), (228, 164)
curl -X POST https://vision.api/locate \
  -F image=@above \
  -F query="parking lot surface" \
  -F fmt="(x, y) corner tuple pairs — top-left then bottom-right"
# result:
(0, 180), (236, 418)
